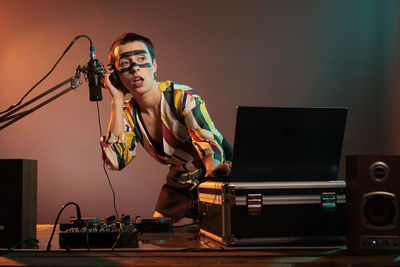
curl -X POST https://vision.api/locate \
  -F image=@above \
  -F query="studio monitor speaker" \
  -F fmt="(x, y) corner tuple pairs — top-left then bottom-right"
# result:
(346, 155), (400, 254)
(0, 159), (37, 248)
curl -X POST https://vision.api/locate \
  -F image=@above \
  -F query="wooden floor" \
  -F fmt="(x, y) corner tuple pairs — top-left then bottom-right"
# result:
(1, 224), (400, 266)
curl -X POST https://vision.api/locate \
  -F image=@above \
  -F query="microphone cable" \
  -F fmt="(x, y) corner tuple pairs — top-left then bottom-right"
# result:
(96, 101), (119, 218)
(0, 35), (93, 115)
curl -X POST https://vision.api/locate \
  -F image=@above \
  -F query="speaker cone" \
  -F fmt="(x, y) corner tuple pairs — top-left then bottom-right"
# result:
(362, 191), (397, 231)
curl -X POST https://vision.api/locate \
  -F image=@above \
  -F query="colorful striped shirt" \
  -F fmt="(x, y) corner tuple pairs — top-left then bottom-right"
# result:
(100, 80), (227, 177)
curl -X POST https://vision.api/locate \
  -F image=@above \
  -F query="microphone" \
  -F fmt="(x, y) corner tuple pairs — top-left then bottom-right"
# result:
(87, 43), (103, 101)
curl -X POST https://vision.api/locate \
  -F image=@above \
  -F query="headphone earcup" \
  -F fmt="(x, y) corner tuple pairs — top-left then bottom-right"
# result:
(109, 69), (128, 94)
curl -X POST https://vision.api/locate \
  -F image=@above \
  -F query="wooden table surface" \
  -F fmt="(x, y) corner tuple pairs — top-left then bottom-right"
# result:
(1, 224), (400, 266)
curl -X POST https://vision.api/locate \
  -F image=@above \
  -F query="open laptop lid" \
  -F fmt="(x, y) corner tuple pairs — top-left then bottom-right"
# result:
(229, 106), (347, 181)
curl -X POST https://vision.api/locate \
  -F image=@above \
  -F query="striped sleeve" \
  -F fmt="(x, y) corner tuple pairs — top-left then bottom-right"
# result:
(183, 94), (225, 164)
(100, 106), (138, 170)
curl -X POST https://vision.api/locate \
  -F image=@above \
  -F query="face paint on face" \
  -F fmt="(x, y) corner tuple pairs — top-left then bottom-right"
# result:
(117, 49), (153, 73)
(118, 61), (152, 73)
(119, 49), (147, 60)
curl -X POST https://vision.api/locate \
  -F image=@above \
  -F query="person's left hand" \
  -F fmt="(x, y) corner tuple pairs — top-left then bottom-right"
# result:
(205, 162), (232, 178)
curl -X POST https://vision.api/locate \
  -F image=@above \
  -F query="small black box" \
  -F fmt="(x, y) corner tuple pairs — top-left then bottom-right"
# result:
(198, 180), (346, 246)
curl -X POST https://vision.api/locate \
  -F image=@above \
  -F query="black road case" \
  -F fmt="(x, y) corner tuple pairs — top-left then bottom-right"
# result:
(198, 180), (346, 246)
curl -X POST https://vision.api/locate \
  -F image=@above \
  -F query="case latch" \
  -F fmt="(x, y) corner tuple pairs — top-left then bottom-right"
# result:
(247, 193), (262, 216)
(321, 192), (337, 209)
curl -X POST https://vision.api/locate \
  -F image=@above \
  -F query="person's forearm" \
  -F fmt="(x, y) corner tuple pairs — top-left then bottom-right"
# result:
(107, 99), (125, 135)
(204, 157), (221, 176)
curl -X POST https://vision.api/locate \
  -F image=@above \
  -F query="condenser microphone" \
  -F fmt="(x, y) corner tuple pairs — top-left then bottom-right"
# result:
(87, 44), (103, 101)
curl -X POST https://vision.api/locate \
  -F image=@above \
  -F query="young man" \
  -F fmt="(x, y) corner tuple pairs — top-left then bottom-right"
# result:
(101, 32), (232, 220)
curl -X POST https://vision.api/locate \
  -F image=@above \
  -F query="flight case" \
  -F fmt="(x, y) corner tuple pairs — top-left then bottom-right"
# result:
(198, 180), (346, 246)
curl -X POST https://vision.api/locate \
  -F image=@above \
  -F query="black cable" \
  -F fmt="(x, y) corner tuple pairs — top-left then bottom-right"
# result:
(111, 232), (122, 251)
(0, 238), (39, 256)
(85, 232), (90, 251)
(0, 35), (93, 114)
(96, 101), (119, 218)
(46, 201), (82, 252)
(60, 245), (71, 252)
(96, 101), (103, 137)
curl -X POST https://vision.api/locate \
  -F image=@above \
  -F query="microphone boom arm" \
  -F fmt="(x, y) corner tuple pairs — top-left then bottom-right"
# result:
(0, 67), (83, 131)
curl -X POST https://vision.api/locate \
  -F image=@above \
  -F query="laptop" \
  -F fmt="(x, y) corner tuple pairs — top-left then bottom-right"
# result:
(229, 106), (348, 181)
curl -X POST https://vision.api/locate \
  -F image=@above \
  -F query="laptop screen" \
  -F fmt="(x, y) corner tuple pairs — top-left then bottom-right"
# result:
(229, 106), (347, 181)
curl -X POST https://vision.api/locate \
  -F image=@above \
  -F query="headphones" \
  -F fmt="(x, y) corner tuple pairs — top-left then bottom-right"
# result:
(109, 65), (128, 94)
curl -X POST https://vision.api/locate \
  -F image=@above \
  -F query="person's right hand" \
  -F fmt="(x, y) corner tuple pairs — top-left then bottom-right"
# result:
(103, 70), (125, 102)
